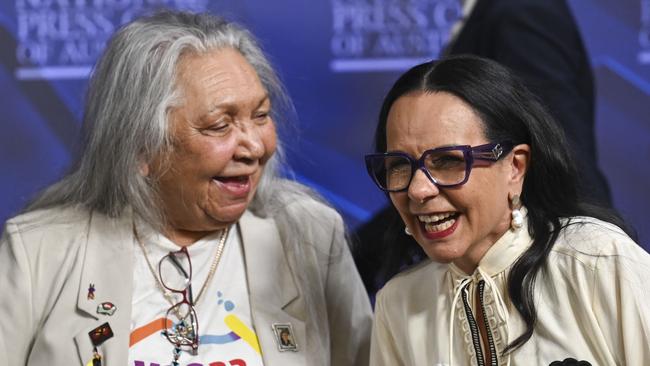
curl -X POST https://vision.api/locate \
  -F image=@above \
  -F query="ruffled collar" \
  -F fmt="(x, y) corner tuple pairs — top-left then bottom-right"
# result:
(446, 207), (532, 366)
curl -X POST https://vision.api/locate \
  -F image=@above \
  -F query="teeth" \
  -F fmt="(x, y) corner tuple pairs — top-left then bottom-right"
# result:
(418, 212), (454, 223)
(214, 176), (248, 182)
(424, 218), (455, 232)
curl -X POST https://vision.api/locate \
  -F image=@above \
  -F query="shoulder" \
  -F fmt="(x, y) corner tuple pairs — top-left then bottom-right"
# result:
(1, 205), (94, 281)
(554, 217), (641, 256)
(282, 196), (341, 227)
(3, 205), (91, 246)
(480, 0), (574, 35)
(376, 260), (447, 313)
(489, 0), (567, 17)
(267, 183), (344, 240)
(254, 178), (342, 229)
(549, 216), (649, 270)
(246, 185), (345, 258)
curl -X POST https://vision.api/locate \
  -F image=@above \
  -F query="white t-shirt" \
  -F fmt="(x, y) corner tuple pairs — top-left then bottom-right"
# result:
(129, 224), (265, 366)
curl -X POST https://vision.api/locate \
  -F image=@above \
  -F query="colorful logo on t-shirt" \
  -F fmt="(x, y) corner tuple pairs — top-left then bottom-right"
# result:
(129, 290), (262, 366)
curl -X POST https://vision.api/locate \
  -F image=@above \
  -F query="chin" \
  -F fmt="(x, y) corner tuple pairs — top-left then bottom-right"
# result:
(206, 202), (251, 225)
(423, 251), (459, 264)
(419, 240), (464, 264)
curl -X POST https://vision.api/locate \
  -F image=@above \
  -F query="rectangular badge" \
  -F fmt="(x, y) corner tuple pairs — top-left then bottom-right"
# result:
(271, 323), (298, 352)
(88, 322), (114, 347)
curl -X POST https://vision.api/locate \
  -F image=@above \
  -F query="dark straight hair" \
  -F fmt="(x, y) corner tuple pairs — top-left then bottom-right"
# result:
(373, 55), (633, 352)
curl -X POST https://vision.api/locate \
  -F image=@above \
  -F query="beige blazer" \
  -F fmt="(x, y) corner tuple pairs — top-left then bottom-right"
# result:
(0, 202), (372, 366)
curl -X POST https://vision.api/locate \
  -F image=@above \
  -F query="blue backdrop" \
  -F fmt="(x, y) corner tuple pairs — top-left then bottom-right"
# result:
(1, 0), (648, 249)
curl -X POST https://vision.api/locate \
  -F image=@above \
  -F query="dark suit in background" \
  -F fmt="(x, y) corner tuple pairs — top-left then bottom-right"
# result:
(353, 0), (613, 298)
(447, 0), (611, 205)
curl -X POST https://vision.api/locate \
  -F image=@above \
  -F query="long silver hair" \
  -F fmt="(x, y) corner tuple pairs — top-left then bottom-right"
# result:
(27, 10), (333, 358)
(29, 10), (294, 225)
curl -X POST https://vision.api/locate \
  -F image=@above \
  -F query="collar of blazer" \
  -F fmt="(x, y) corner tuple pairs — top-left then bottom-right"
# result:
(72, 209), (307, 365)
(238, 210), (307, 365)
(74, 209), (134, 366)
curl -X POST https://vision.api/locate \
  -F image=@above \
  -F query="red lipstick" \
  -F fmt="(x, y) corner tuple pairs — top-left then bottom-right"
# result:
(420, 218), (459, 240)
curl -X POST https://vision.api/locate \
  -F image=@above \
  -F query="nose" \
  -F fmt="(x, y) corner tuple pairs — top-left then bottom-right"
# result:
(234, 124), (265, 163)
(407, 168), (440, 204)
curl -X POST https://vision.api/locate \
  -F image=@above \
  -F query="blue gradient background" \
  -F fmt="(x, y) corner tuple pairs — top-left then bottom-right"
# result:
(1, 0), (648, 250)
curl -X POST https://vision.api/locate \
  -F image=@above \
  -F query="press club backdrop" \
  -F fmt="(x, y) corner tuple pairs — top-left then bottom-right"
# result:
(1, 0), (648, 249)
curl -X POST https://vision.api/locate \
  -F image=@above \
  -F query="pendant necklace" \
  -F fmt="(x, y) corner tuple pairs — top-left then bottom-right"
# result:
(133, 223), (230, 365)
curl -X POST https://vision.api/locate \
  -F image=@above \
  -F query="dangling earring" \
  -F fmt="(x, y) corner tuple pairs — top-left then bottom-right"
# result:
(404, 226), (412, 236)
(510, 194), (524, 230)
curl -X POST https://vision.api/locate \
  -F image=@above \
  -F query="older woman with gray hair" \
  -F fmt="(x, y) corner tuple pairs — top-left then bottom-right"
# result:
(0, 10), (371, 366)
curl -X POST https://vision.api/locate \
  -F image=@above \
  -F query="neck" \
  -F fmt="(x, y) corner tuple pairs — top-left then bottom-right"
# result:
(164, 227), (225, 247)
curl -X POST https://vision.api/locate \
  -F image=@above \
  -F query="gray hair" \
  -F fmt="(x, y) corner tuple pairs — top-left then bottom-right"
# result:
(28, 10), (294, 226)
(27, 10), (334, 357)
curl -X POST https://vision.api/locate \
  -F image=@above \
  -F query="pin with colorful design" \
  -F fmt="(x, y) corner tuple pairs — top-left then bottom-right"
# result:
(92, 347), (102, 366)
(87, 283), (96, 300)
(96, 302), (116, 316)
(88, 322), (114, 366)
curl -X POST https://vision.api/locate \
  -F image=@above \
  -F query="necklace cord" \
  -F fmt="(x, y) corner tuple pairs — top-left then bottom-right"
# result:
(133, 224), (230, 309)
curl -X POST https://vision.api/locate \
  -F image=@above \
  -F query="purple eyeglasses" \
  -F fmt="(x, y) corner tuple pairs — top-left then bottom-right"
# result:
(364, 142), (514, 192)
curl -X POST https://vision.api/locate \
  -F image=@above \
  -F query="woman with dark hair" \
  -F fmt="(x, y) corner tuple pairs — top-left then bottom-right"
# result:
(365, 55), (650, 365)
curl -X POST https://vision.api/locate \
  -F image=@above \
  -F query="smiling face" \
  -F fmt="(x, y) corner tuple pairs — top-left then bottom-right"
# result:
(386, 91), (528, 273)
(149, 48), (277, 245)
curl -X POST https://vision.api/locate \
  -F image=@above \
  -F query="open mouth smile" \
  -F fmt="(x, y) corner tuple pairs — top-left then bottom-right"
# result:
(212, 175), (251, 197)
(417, 212), (460, 239)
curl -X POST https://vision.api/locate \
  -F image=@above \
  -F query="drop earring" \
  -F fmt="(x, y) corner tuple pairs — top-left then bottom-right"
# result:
(510, 194), (524, 230)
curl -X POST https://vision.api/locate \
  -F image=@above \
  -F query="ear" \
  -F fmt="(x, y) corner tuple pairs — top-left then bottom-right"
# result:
(508, 144), (530, 187)
(139, 161), (150, 177)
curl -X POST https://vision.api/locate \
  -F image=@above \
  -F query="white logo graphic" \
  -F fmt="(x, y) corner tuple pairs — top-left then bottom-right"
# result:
(329, 0), (461, 72)
(14, 0), (208, 80)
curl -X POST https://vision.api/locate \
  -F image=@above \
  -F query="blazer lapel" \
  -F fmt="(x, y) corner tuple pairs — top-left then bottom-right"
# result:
(74, 211), (134, 366)
(239, 211), (307, 365)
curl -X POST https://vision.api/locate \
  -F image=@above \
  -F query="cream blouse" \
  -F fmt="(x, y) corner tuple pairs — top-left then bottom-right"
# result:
(370, 216), (650, 366)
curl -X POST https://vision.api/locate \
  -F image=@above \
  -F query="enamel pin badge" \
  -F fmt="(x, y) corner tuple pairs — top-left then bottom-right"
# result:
(96, 302), (116, 316)
(271, 323), (298, 352)
(88, 322), (114, 366)
(87, 283), (96, 300)
(89, 322), (113, 346)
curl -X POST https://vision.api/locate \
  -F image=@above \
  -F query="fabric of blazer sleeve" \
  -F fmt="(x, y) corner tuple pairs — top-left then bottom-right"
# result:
(0, 222), (35, 366)
(325, 211), (373, 366)
(369, 287), (404, 366)
(590, 236), (650, 365)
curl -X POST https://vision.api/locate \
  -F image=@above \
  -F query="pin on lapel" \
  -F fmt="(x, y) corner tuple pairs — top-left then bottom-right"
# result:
(91, 347), (102, 366)
(88, 322), (114, 366)
(87, 283), (96, 300)
(96, 302), (116, 316)
(272, 323), (298, 352)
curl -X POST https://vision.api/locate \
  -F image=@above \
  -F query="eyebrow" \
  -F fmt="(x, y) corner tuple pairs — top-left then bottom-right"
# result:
(432, 143), (465, 149)
(206, 94), (270, 115)
(254, 95), (271, 110)
(386, 143), (465, 153)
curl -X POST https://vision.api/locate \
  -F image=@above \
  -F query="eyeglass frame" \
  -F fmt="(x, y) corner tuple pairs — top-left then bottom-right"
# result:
(364, 142), (515, 192)
(158, 246), (200, 351)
